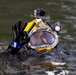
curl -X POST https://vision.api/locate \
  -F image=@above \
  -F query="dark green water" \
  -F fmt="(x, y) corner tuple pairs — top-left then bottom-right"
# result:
(0, 0), (76, 75)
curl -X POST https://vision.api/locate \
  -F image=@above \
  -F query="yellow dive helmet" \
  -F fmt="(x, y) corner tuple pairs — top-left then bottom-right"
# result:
(24, 18), (59, 51)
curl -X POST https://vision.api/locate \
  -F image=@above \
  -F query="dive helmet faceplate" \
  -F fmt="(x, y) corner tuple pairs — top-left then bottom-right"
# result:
(27, 19), (59, 51)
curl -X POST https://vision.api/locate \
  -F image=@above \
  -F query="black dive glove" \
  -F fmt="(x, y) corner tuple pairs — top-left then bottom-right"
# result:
(6, 21), (29, 55)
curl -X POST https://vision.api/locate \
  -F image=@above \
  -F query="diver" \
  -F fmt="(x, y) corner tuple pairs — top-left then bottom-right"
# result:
(4, 8), (61, 55)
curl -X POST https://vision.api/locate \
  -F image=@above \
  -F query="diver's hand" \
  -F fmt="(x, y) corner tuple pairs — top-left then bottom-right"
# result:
(6, 21), (29, 55)
(12, 21), (29, 45)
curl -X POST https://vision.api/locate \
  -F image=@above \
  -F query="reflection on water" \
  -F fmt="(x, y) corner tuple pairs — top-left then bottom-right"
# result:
(0, 51), (69, 75)
(0, 0), (76, 75)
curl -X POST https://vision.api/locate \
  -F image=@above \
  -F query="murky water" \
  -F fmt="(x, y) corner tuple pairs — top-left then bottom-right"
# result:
(0, 0), (76, 75)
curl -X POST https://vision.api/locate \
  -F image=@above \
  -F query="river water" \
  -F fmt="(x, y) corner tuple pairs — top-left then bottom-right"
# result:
(0, 0), (76, 75)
